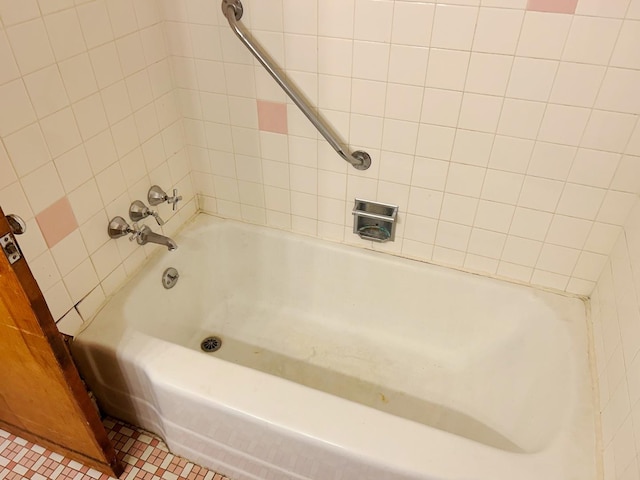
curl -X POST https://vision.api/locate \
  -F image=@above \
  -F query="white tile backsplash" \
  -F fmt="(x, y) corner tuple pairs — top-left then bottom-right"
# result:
(0, 0), (194, 337)
(593, 197), (640, 480)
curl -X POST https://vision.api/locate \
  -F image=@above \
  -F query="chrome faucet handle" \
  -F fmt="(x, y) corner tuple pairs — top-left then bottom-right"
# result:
(129, 200), (164, 226)
(148, 185), (182, 211)
(150, 210), (165, 225)
(128, 223), (142, 242)
(109, 216), (138, 240)
(168, 189), (182, 211)
(148, 185), (167, 206)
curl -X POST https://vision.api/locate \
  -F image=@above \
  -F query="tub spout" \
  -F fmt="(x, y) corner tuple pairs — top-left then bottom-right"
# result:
(137, 225), (178, 251)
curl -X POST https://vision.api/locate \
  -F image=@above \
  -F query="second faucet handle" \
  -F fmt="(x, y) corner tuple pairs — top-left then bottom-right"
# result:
(129, 200), (165, 226)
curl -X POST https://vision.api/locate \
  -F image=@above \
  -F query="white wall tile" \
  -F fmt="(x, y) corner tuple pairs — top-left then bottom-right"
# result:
(574, 251), (608, 281)
(611, 20), (640, 69)
(90, 42), (124, 89)
(388, 45), (429, 86)
(435, 221), (471, 252)
(431, 5), (478, 50)
(531, 269), (569, 291)
(612, 155), (640, 194)
(538, 104), (590, 146)
(546, 215), (592, 249)
(40, 107), (82, 157)
(481, 170), (523, 204)
(24, 65), (70, 119)
(598, 191), (637, 225)
(556, 183), (606, 220)
(51, 230), (88, 276)
(502, 235), (542, 267)
(6, 19), (55, 75)
(464, 253), (499, 275)
(385, 84), (423, 122)
(497, 98), (545, 139)
(445, 162), (485, 197)
(77, 0), (114, 49)
(283, 0), (318, 35)
(0, 0), (41, 26)
(355, 0), (393, 43)
(21, 162), (65, 213)
(4, 124), (51, 177)
(451, 129), (493, 166)
(44, 8), (86, 61)
(0, 79), (37, 137)
(489, 136), (533, 173)
(59, 53), (99, 103)
(509, 207), (551, 241)
(537, 243), (581, 276)
(562, 16), (622, 65)
(391, 1), (435, 47)
(458, 93), (502, 132)
(318, 0), (353, 38)
(629, 0), (640, 19)
(549, 63), (605, 108)
(352, 41), (390, 82)
(473, 7), (523, 54)
(421, 88), (462, 127)
(0, 30), (20, 86)
(440, 193), (477, 226)
(596, 68), (640, 115)
(518, 176), (563, 212)
(465, 53), (512, 96)
(527, 142), (576, 181)
(64, 257), (100, 302)
(568, 149), (620, 188)
(381, 119), (418, 155)
(517, 12), (571, 60)
(0, 181), (33, 220)
(506, 57), (558, 102)
(582, 110), (637, 153)
(139, 0), (166, 25)
(576, 0), (631, 17)
(586, 222), (623, 255)
(106, 0), (138, 37)
(55, 145), (92, 193)
(317, 37), (352, 78)
(425, 48), (470, 91)
(415, 124), (455, 160)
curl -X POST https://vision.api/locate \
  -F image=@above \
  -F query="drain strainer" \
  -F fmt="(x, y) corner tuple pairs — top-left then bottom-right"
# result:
(201, 336), (222, 353)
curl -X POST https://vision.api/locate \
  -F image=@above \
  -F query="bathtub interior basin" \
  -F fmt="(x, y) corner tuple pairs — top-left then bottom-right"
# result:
(72, 213), (598, 480)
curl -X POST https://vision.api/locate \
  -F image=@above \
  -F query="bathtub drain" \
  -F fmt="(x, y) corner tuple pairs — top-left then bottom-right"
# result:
(201, 336), (222, 353)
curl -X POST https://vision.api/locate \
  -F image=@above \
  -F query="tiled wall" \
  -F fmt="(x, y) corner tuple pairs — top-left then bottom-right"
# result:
(171, 0), (640, 295)
(591, 197), (640, 480)
(0, 0), (195, 330)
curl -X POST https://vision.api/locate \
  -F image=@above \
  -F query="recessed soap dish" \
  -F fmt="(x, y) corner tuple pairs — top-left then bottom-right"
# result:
(352, 199), (398, 243)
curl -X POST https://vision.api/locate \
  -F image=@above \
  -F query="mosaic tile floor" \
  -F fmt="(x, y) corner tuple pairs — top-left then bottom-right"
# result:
(0, 417), (231, 480)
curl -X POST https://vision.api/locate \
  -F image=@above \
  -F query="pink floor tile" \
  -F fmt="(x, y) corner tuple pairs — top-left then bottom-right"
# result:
(0, 418), (233, 480)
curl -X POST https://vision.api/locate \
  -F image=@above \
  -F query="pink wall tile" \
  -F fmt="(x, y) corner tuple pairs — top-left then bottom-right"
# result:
(36, 196), (78, 248)
(257, 100), (288, 135)
(527, 0), (578, 14)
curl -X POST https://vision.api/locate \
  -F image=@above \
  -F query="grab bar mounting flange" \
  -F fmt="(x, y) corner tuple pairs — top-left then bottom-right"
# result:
(222, 0), (242, 21)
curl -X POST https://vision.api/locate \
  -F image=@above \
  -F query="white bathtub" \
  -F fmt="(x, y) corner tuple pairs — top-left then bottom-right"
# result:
(72, 214), (598, 480)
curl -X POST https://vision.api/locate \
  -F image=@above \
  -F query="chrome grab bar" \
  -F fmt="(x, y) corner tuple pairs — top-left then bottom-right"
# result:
(221, 0), (371, 171)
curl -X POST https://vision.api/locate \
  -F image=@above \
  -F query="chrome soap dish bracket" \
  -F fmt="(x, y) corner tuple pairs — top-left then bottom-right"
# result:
(352, 199), (399, 243)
